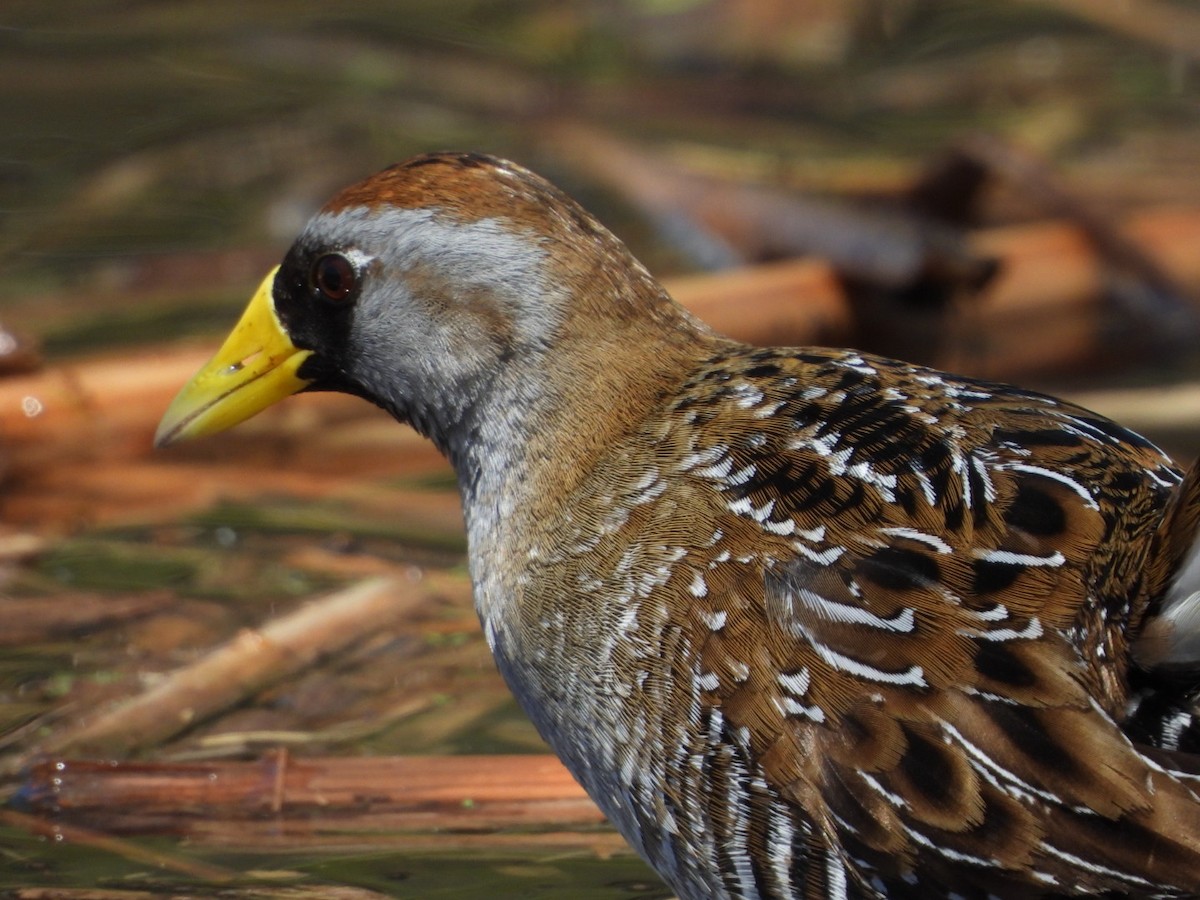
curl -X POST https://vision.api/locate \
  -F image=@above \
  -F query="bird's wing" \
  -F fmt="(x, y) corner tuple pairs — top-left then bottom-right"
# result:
(668, 348), (1200, 894)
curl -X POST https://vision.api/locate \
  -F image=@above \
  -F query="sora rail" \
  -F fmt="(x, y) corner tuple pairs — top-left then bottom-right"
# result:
(158, 153), (1200, 899)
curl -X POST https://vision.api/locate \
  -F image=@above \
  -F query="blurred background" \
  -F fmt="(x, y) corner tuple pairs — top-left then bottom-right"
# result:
(3, 1), (1200, 897)
(6, 0), (1200, 367)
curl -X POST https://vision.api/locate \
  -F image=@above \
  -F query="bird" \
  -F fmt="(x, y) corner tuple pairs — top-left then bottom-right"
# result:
(156, 151), (1200, 898)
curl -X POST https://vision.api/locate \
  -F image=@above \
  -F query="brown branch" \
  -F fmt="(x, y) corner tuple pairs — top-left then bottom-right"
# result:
(35, 576), (462, 758)
(19, 753), (599, 835)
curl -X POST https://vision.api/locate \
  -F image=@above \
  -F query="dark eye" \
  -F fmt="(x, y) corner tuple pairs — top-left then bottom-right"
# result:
(311, 253), (357, 302)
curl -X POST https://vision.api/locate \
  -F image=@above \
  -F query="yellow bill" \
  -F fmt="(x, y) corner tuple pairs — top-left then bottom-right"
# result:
(155, 266), (313, 447)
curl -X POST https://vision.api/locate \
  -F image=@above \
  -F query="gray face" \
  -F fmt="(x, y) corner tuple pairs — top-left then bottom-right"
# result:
(273, 203), (570, 459)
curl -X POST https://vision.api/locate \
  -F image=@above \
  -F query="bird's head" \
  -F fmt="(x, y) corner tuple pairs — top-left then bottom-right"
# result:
(156, 152), (680, 454)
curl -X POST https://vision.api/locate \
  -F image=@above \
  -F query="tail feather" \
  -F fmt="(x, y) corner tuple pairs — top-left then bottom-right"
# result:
(1138, 456), (1200, 670)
